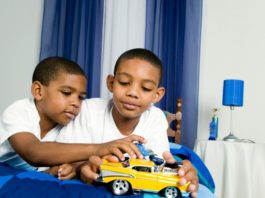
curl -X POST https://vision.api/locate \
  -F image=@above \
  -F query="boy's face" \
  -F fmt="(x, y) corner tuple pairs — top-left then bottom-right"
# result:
(32, 72), (87, 129)
(107, 58), (165, 121)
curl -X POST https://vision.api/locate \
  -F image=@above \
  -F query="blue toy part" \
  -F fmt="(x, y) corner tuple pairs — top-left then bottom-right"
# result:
(149, 155), (164, 166)
(135, 143), (150, 157)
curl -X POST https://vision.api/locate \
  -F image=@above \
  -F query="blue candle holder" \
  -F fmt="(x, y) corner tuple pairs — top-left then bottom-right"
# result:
(222, 79), (244, 141)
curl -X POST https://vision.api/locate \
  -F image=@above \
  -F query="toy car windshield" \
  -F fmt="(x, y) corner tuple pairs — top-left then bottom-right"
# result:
(164, 161), (182, 169)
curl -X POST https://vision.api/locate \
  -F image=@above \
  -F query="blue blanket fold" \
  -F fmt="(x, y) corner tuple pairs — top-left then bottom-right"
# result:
(0, 143), (215, 197)
(0, 163), (142, 198)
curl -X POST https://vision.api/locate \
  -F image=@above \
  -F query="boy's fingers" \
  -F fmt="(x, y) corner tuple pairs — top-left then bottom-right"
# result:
(111, 148), (125, 161)
(177, 160), (199, 195)
(123, 135), (146, 144)
(120, 142), (143, 159)
(178, 160), (193, 176)
(80, 159), (101, 183)
(162, 151), (175, 163)
(191, 191), (198, 197)
(58, 171), (76, 180)
(103, 154), (119, 162)
(108, 141), (143, 160)
(89, 155), (103, 165)
(162, 152), (199, 196)
(180, 169), (198, 185)
(89, 155), (103, 172)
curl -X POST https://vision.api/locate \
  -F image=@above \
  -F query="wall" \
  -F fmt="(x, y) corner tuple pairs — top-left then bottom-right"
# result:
(1, 0), (265, 143)
(0, 0), (43, 113)
(198, 0), (265, 143)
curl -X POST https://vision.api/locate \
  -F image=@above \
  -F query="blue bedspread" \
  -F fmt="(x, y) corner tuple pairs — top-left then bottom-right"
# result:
(0, 143), (215, 197)
(0, 163), (142, 198)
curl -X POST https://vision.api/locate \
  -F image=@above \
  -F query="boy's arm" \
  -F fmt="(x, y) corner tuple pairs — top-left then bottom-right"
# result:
(9, 132), (145, 166)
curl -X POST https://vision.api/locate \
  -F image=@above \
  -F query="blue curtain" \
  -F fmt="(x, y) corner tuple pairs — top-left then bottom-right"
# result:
(145, 0), (203, 148)
(39, 0), (104, 98)
(40, 0), (202, 149)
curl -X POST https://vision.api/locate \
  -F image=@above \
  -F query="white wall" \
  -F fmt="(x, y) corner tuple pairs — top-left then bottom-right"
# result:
(1, 0), (265, 143)
(0, 0), (43, 113)
(198, 0), (265, 143)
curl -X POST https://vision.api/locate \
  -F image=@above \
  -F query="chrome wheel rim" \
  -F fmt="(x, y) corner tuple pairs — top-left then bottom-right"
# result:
(164, 186), (179, 198)
(112, 180), (129, 195)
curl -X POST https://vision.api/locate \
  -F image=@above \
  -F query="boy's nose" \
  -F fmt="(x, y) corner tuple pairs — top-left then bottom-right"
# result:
(71, 96), (81, 108)
(126, 85), (139, 98)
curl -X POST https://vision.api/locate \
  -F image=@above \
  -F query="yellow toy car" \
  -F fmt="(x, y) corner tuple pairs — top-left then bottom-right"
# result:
(96, 158), (190, 198)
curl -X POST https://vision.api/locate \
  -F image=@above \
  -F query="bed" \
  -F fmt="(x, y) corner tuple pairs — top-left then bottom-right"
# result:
(0, 99), (215, 197)
(0, 143), (215, 197)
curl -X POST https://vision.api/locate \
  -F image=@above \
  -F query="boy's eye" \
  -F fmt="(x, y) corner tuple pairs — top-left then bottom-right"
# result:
(119, 81), (130, 86)
(142, 87), (152, 92)
(79, 95), (86, 100)
(62, 91), (71, 96)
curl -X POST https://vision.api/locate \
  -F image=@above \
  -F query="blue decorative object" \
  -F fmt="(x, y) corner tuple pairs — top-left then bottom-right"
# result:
(208, 109), (219, 141)
(223, 79), (244, 107)
(222, 79), (244, 141)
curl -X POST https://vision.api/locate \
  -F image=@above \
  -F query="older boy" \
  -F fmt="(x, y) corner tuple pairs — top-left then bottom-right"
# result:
(57, 49), (199, 196)
(0, 57), (144, 178)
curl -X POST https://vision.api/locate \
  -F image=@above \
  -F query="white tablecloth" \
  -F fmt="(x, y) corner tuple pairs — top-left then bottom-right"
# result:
(194, 140), (265, 198)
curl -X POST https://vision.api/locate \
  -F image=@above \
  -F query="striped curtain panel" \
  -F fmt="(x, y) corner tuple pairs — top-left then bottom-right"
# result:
(40, 0), (202, 148)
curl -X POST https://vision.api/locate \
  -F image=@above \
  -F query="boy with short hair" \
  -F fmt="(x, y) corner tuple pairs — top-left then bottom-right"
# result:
(0, 57), (144, 179)
(57, 49), (199, 196)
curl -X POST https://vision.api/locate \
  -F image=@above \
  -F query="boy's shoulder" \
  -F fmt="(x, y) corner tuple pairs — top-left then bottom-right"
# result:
(3, 98), (35, 114)
(147, 105), (165, 115)
(141, 105), (167, 122)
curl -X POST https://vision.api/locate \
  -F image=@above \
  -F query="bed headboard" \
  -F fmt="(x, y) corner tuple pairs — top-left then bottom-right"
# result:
(165, 98), (182, 144)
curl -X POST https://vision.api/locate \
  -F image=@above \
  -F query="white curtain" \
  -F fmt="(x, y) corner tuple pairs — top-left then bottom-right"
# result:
(100, 0), (146, 99)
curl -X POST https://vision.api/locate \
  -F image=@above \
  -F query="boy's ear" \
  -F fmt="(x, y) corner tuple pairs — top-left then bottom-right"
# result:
(106, 74), (115, 93)
(31, 81), (43, 100)
(153, 87), (165, 103)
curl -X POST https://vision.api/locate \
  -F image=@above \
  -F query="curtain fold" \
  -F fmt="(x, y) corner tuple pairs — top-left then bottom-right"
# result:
(100, 0), (146, 99)
(40, 0), (104, 98)
(39, 0), (202, 148)
(181, 0), (203, 148)
(145, 0), (202, 148)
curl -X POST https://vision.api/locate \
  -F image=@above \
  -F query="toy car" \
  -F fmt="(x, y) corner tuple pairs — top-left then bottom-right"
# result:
(96, 158), (190, 198)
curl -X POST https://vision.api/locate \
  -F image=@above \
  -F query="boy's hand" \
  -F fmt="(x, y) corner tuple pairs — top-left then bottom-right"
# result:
(96, 135), (146, 161)
(79, 156), (103, 183)
(79, 155), (119, 183)
(163, 151), (198, 197)
(47, 163), (76, 180)
(57, 163), (76, 180)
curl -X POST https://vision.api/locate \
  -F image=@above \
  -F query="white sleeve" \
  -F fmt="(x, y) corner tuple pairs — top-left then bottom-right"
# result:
(0, 102), (36, 144)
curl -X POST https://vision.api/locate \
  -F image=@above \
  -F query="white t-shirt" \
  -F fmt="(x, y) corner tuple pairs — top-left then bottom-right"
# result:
(0, 98), (61, 171)
(57, 98), (169, 157)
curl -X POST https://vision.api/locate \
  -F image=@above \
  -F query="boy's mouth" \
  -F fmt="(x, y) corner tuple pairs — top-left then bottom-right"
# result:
(122, 102), (140, 110)
(64, 111), (77, 119)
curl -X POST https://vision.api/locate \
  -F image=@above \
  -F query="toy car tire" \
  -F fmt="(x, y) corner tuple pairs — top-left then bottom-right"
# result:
(163, 186), (182, 198)
(111, 179), (130, 196)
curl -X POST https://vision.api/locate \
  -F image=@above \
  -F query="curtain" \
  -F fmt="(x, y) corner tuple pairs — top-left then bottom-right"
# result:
(40, 0), (104, 98)
(39, 0), (202, 148)
(100, 0), (146, 99)
(145, 0), (203, 148)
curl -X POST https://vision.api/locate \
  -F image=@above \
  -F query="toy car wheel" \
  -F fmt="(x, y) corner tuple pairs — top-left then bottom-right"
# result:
(163, 186), (182, 198)
(111, 179), (130, 195)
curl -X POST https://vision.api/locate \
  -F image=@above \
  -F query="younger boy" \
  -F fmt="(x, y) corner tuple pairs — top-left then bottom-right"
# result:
(0, 57), (144, 178)
(57, 49), (199, 196)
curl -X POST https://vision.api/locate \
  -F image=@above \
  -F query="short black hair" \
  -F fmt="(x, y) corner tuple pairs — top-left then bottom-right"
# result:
(114, 48), (163, 84)
(32, 57), (86, 85)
